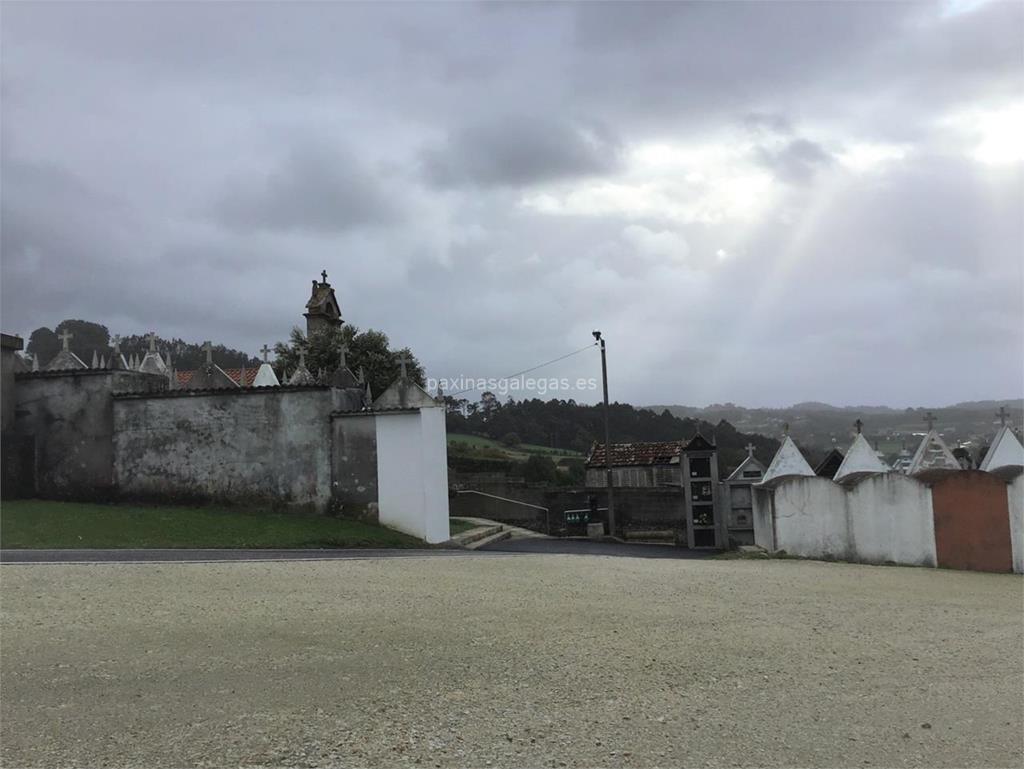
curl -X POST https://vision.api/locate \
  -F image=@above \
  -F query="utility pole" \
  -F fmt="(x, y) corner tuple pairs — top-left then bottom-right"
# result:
(593, 330), (615, 537)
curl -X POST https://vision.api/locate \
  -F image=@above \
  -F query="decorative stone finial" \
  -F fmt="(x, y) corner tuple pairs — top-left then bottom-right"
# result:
(203, 341), (213, 365)
(923, 411), (936, 431)
(997, 405), (1010, 427)
(91, 350), (99, 368)
(854, 418), (864, 435)
(782, 422), (790, 436)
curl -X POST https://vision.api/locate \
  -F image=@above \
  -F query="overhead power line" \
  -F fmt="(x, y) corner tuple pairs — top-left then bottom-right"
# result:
(447, 342), (598, 397)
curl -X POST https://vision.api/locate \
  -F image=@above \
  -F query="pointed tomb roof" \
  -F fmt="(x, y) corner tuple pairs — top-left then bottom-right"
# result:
(108, 336), (129, 370)
(287, 348), (316, 386)
(907, 430), (960, 475)
(138, 332), (168, 376)
(833, 432), (889, 484)
(184, 341), (239, 390)
(45, 330), (88, 371)
(979, 425), (1024, 472)
(683, 433), (715, 452)
(251, 344), (280, 387)
(372, 356), (438, 410)
(329, 343), (359, 389)
(814, 448), (845, 478)
(726, 443), (767, 482)
(759, 435), (815, 486)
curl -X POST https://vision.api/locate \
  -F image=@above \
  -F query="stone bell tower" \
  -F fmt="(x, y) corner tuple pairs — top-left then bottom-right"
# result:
(304, 269), (343, 338)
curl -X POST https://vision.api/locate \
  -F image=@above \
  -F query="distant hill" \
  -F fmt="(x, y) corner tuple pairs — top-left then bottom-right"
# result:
(644, 399), (1024, 462)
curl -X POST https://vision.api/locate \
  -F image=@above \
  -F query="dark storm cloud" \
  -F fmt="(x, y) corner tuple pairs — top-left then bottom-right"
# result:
(1, 1), (1021, 407)
(421, 116), (623, 188)
(213, 143), (398, 234)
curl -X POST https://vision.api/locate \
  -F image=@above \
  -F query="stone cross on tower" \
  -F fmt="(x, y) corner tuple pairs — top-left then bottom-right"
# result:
(338, 344), (348, 369)
(321, 269), (328, 283)
(854, 418), (864, 435)
(260, 344), (271, 363)
(996, 405), (1010, 426)
(203, 341), (213, 365)
(397, 356), (410, 379)
(58, 329), (73, 351)
(745, 442), (755, 457)
(923, 411), (937, 431)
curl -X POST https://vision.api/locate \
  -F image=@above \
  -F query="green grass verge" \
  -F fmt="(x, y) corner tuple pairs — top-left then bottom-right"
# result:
(448, 433), (581, 459)
(448, 518), (479, 535)
(0, 500), (428, 550)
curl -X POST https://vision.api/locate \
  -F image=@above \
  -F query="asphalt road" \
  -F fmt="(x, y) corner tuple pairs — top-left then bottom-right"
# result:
(0, 539), (713, 564)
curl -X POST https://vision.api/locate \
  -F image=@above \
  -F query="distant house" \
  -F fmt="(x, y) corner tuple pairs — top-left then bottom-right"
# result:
(584, 441), (683, 488)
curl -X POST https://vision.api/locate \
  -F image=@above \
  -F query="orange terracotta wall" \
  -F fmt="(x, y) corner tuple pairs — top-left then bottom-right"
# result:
(931, 471), (1012, 573)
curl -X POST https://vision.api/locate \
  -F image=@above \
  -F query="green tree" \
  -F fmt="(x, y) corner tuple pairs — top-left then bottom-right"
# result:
(522, 454), (558, 484)
(274, 325), (425, 396)
(27, 320), (110, 367)
(502, 432), (522, 447)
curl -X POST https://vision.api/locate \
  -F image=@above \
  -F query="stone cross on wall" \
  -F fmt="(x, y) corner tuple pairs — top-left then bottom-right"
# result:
(298, 348), (307, 368)
(996, 405), (1010, 426)
(854, 418), (864, 435)
(203, 341), (213, 365)
(338, 344), (348, 369)
(782, 422), (790, 436)
(147, 332), (158, 353)
(260, 344), (271, 363)
(923, 411), (937, 431)
(112, 334), (122, 353)
(58, 329), (73, 351)
(397, 356), (410, 379)
(745, 442), (755, 457)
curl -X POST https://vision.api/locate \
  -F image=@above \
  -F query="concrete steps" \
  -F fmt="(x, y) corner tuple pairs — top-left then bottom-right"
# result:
(449, 522), (512, 550)
(464, 527), (512, 550)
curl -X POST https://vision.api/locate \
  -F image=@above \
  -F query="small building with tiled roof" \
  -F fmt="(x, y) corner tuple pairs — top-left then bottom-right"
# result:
(585, 440), (684, 488)
(177, 367), (259, 388)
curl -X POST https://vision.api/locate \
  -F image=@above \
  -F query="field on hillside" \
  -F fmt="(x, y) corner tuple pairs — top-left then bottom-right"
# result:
(448, 433), (583, 461)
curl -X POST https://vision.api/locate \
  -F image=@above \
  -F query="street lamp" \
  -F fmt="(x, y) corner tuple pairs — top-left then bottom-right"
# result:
(593, 330), (616, 537)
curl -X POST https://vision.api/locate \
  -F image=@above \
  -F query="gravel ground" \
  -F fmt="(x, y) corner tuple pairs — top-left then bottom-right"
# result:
(2, 556), (1021, 768)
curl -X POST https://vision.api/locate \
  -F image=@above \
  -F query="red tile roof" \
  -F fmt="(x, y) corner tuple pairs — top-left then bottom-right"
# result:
(176, 367), (259, 387)
(587, 441), (682, 467)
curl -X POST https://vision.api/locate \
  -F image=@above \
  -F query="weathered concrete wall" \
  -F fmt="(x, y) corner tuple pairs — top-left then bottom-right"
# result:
(1007, 473), (1023, 574)
(1, 336), (23, 432)
(113, 387), (334, 512)
(331, 413), (379, 518)
(931, 471), (1012, 573)
(376, 408), (450, 543)
(13, 371), (162, 499)
(771, 477), (851, 559)
(847, 474), (936, 567)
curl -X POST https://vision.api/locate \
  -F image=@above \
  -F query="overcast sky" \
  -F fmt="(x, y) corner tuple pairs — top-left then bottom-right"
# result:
(2, 1), (1021, 407)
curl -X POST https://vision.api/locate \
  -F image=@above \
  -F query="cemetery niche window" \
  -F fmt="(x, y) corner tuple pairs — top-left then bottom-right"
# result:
(692, 483), (713, 503)
(689, 457), (711, 478)
(692, 504), (714, 526)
